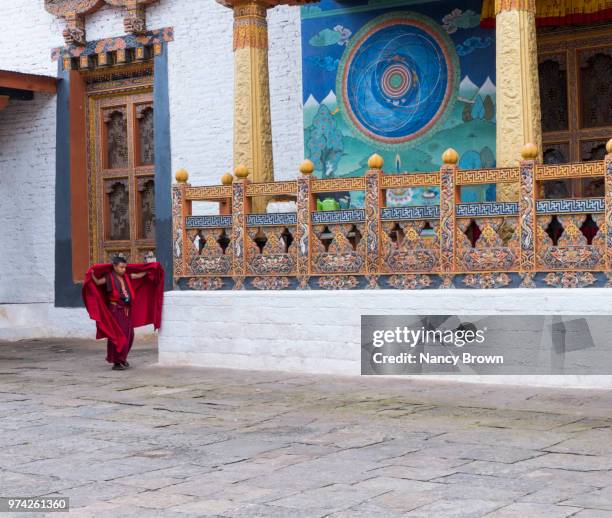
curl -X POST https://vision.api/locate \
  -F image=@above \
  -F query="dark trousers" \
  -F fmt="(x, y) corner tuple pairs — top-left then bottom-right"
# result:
(106, 303), (135, 364)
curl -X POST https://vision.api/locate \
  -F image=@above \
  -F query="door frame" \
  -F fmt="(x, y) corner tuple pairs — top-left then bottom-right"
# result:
(55, 45), (172, 307)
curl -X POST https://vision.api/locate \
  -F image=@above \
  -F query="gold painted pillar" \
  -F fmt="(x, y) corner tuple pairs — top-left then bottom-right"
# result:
(495, 0), (542, 201)
(233, 0), (274, 213)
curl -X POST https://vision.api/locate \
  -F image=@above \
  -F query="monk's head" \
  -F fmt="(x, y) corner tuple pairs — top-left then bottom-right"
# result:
(112, 256), (127, 276)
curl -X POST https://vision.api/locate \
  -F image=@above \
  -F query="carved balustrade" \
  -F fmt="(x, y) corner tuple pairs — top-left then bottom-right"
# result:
(171, 142), (612, 290)
(455, 167), (521, 273)
(534, 163), (607, 274)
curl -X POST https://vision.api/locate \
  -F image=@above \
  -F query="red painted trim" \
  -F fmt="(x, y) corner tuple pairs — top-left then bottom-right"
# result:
(480, 8), (612, 28)
(69, 71), (91, 283)
(0, 70), (57, 93)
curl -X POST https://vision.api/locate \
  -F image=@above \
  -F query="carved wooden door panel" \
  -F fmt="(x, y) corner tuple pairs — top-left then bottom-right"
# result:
(88, 83), (156, 264)
(538, 27), (612, 198)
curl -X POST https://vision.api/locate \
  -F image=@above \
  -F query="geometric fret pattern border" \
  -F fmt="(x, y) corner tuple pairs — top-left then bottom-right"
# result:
(311, 209), (366, 224)
(536, 198), (604, 214)
(456, 202), (519, 217)
(246, 213), (297, 226)
(381, 206), (440, 220)
(185, 215), (232, 229)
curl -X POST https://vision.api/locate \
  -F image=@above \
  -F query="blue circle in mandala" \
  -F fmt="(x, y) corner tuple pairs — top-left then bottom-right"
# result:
(339, 14), (455, 144)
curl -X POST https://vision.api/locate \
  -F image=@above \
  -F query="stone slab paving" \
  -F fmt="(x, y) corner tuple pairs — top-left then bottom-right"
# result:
(1, 338), (612, 517)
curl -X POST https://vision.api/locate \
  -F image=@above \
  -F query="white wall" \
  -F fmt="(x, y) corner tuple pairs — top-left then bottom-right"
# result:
(0, 94), (57, 303)
(159, 288), (612, 389)
(78, 1), (305, 184)
(0, 0), (304, 311)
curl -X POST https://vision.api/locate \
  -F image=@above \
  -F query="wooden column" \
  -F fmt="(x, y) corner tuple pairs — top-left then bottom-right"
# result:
(495, 0), (542, 201)
(232, 0), (274, 214)
(0, 96), (9, 111)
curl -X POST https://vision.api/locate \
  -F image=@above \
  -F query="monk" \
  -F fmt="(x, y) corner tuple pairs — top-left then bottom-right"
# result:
(82, 256), (164, 371)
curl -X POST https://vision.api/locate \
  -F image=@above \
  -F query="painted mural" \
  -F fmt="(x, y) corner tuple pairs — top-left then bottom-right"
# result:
(301, 0), (496, 206)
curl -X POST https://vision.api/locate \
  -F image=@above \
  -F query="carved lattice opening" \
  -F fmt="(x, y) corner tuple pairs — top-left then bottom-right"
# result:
(319, 226), (334, 252)
(580, 214), (599, 245)
(546, 216), (564, 245)
(195, 231), (205, 254)
(539, 58), (568, 132)
(105, 110), (128, 169)
(580, 52), (612, 129)
(421, 221), (435, 237)
(138, 178), (155, 239)
(137, 106), (155, 165)
(253, 228), (268, 254)
(107, 180), (130, 240)
(217, 229), (230, 254)
(388, 222), (404, 245)
(280, 227), (294, 253)
(464, 220), (481, 247)
(347, 225), (362, 251)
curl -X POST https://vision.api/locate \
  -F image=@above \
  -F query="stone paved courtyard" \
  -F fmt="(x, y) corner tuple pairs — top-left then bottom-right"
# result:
(2, 338), (612, 517)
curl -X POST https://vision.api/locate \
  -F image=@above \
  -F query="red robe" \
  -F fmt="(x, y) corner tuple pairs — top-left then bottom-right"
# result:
(82, 262), (164, 352)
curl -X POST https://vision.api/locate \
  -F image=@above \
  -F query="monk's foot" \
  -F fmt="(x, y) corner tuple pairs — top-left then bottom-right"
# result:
(112, 363), (126, 370)
(121, 361), (130, 368)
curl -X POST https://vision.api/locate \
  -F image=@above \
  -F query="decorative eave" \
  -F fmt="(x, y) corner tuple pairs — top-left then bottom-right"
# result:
(51, 27), (174, 71)
(0, 70), (57, 111)
(44, 0), (158, 47)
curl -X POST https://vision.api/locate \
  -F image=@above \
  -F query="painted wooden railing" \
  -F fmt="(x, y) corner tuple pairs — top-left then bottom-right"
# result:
(171, 142), (612, 290)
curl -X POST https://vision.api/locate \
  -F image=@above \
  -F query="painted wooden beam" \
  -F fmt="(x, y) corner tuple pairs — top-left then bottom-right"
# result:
(0, 70), (57, 94)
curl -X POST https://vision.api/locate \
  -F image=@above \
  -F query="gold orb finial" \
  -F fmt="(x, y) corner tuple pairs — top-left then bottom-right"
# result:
(442, 148), (458, 165)
(606, 138), (612, 155)
(175, 168), (189, 183)
(221, 172), (234, 185)
(368, 153), (384, 170)
(521, 143), (538, 160)
(234, 164), (249, 179)
(299, 159), (315, 176)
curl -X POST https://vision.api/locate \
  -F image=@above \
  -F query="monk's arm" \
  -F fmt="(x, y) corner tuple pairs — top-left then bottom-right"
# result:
(130, 272), (147, 279)
(91, 273), (106, 286)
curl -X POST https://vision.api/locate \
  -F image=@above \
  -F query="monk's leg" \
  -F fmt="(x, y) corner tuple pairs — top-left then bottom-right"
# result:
(106, 338), (120, 364)
(107, 306), (128, 366)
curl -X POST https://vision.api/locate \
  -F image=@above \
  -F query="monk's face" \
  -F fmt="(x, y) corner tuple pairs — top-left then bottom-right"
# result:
(113, 262), (127, 276)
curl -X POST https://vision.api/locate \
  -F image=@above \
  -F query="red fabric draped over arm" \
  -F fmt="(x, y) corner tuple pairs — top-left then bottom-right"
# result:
(82, 262), (165, 350)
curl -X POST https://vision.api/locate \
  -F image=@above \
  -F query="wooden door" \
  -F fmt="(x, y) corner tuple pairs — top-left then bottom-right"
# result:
(87, 72), (156, 264)
(538, 26), (612, 198)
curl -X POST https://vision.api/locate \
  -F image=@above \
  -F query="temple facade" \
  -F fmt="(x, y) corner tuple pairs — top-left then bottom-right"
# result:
(0, 0), (611, 340)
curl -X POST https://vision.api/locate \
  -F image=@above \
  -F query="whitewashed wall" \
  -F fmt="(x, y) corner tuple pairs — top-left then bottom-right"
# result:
(0, 0), (303, 314)
(159, 289), (612, 389)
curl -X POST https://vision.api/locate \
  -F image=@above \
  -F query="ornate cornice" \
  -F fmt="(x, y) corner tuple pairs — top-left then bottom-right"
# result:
(45, 0), (157, 46)
(233, 1), (268, 50)
(495, 0), (536, 14)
